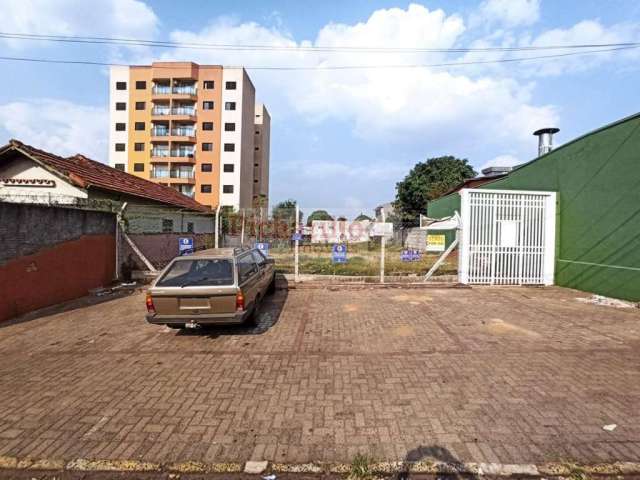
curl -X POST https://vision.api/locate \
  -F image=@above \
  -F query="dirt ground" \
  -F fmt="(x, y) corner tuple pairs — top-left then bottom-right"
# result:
(0, 284), (639, 471)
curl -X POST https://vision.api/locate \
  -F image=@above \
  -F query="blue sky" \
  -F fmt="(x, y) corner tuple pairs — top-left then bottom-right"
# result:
(1, 0), (639, 217)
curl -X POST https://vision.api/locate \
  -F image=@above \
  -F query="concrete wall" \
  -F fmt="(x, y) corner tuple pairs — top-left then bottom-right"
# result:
(0, 203), (116, 322)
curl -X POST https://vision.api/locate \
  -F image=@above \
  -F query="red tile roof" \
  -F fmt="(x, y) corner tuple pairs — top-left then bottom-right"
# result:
(1, 139), (210, 212)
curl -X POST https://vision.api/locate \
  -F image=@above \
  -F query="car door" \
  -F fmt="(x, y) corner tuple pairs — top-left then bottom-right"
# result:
(237, 252), (260, 308)
(251, 249), (271, 293)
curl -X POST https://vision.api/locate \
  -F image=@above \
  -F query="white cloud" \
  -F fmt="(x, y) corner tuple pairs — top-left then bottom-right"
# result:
(475, 0), (540, 28)
(0, 0), (158, 49)
(153, 3), (557, 156)
(0, 100), (108, 161)
(479, 154), (522, 173)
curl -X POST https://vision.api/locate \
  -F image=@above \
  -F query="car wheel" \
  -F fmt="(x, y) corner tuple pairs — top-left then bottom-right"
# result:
(245, 297), (260, 326)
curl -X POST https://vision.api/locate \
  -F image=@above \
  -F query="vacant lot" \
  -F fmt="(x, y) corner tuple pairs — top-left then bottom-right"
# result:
(0, 285), (639, 468)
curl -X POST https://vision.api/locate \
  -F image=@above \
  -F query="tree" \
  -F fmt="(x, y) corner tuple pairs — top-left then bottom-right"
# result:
(395, 156), (476, 225)
(271, 199), (302, 224)
(306, 209), (334, 226)
(336, 216), (347, 222)
(354, 213), (373, 222)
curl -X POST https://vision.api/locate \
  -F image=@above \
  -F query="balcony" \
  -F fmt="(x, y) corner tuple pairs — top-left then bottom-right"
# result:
(150, 149), (196, 163)
(171, 127), (196, 141)
(152, 84), (197, 99)
(150, 170), (195, 183)
(151, 106), (196, 120)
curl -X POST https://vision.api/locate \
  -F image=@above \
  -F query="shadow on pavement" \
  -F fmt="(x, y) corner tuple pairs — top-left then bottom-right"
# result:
(397, 445), (477, 480)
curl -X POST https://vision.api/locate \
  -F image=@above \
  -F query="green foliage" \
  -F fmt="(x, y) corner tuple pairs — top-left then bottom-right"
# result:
(349, 453), (374, 480)
(271, 199), (301, 224)
(395, 156), (476, 225)
(306, 209), (334, 226)
(354, 213), (373, 222)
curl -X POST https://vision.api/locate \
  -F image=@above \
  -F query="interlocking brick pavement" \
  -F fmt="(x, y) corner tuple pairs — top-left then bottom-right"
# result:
(0, 285), (639, 466)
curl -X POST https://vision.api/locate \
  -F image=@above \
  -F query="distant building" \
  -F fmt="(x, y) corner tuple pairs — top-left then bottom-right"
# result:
(108, 61), (270, 210)
(375, 202), (395, 220)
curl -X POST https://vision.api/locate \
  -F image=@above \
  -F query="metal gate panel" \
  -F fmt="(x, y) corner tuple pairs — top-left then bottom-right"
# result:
(459, 189), (556, 285)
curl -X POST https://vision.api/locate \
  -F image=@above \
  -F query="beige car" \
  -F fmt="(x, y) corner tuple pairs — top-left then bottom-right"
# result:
(145, 247), (275, 329)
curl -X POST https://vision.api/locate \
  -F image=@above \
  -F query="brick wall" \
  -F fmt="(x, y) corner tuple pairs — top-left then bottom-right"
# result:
(0, 203), (116, 322)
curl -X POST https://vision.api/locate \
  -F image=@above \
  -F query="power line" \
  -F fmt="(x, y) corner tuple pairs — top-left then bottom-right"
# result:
(1, 31), (640, 54)
(0, 45), (636, 71)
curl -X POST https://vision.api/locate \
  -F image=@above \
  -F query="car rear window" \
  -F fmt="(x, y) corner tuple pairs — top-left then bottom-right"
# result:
(156, 259), (234, 287)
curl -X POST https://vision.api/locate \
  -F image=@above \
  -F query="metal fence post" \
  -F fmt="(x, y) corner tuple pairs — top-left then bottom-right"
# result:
(214, 205), (221, 249)
(240, 209), (245, 247)
(380, 208), (385, 284)
(294, 203), (300, 283)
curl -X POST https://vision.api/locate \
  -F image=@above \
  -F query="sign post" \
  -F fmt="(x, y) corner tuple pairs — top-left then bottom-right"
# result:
(179, 237), (194, 256)
(332, 244), (347, 263)
(380, 208), (386, 283)
(255, 242), (270, 257)
(294, 203), (300, 283)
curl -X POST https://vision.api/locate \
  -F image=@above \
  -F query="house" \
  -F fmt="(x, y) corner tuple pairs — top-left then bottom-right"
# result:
(0, 139), (215, 322)
(427, 112), (640, 301)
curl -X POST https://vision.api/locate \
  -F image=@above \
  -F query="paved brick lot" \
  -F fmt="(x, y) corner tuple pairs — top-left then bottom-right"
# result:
(0, 285), (639, 467)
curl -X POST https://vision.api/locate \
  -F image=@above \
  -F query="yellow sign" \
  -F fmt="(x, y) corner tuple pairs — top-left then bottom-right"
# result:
(426, 234), (446, 252)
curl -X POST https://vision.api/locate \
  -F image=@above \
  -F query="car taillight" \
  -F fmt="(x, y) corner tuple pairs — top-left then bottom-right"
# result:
(146, 293), (156, 314)
(236, 290), (245, 311)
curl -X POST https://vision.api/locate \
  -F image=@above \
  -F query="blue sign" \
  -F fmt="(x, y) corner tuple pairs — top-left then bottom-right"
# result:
(401, 249), (422, 262)
(255, 242), (270, 257)
(292, 232), (303, 241)
(332, 244), (347, 263)
(179, 237), (194, 256)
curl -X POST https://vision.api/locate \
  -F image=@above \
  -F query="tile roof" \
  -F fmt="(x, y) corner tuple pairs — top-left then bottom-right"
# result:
(1, 139), (210, 212)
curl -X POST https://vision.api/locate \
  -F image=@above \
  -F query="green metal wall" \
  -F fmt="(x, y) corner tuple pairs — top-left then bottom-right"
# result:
(427, 113), (640, 301)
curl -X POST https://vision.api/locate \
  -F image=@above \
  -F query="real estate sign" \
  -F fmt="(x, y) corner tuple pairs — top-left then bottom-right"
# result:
(426, 234), (446, 252)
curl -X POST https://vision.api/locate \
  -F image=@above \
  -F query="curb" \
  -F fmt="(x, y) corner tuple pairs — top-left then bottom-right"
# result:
(1, 456), (640, 476)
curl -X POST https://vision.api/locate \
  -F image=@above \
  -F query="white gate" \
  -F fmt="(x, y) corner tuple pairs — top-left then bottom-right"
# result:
(459, 189), (556, 285)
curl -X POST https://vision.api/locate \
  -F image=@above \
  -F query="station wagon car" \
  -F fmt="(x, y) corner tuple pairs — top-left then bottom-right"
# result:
(145, 247), (275, 329)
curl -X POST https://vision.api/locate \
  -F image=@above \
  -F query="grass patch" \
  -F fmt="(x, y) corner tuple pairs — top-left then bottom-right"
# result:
(348, 453), (374, 480)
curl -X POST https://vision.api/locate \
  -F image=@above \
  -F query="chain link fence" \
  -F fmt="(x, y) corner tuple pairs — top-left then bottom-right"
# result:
(118, 204), (458, 283)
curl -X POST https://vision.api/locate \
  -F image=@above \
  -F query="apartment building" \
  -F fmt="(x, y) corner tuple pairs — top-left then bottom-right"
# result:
(108, 62), (270, 210)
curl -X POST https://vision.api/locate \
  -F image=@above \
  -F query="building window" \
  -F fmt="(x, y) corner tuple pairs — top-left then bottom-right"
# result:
(224, 102), (236, 111)
(115, 102), (126, 111)
(133, 163), (144, 172)
(114, 163), (125, 171)
(224, 123), (235, 132)
(225, 81), (237, 90)
(202, 142), (213, 151)
(115, 123), (126, 131)
(201, 184), (212, 193)
(135, 122), (145, 131)
(134, 142), (145, 152)
(186, 222), (194, 233)
(116, 81), (127, 90)
(202, 122), (214, 131)
(162, 219), (173, 233)
(223, 164), (234, 173)
(135, 101), (145, 110)
(255, 130), (260, 135)
(135, 80), (146, 89)
(203, 80), (214, 89)
(255, 146), (260, 151)
(202, 101), (214, 110)
(115, 143), (125, 152)
(254, 163), (259, 167)
(201, 163), (213, 172)
(223, 143), (235, 152)
(223, 185), (234, 194)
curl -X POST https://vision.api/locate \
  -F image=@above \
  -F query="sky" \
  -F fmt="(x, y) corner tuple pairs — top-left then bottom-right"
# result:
(0, 0), (639, 217)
